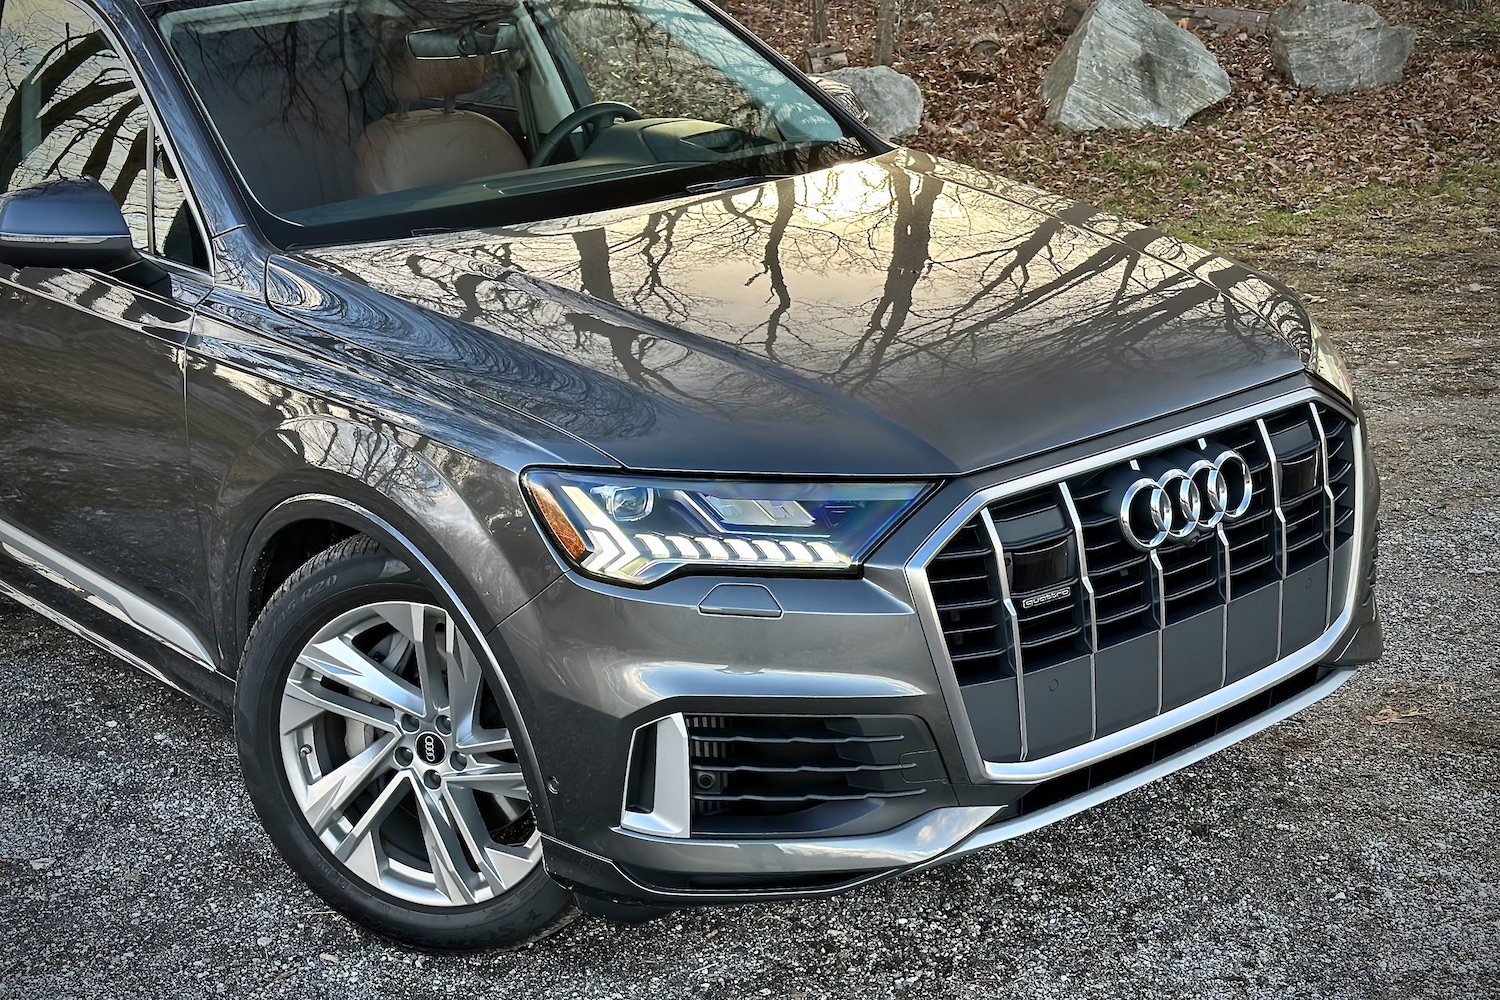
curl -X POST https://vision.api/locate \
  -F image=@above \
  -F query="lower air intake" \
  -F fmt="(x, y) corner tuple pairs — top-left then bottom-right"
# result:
(682, 714), (948, 838)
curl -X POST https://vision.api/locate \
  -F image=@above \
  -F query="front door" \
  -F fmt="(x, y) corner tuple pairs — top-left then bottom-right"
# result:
(0, 0), (216, 666)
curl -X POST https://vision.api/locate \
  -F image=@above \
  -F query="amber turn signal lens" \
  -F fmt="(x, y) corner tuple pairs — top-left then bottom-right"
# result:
(524, 481), (588, 561)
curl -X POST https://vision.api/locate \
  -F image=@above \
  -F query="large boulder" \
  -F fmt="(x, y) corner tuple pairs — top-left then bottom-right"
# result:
(1270, 0), (1415, 93)
(817, 65), (924, 139)
(1041, 0), (1231, 130)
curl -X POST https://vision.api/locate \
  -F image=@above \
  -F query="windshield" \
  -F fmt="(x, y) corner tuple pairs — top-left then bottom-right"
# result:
(154, 0), (873, 247)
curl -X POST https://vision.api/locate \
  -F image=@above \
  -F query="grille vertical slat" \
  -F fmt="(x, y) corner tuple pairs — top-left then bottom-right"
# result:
(1223, 425), (1278, 592)
(1317, 403), (1359, 548)
(985, 488), (1090, 674)
(1058, 483), (1100, 742)
(978, 508), (1030, 759)
(923, 519), (1010, 684)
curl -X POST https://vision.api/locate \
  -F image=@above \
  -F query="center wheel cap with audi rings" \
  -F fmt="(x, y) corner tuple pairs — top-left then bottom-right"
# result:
(1117, 449), (1255, 551)
(416, 731), (446, 766)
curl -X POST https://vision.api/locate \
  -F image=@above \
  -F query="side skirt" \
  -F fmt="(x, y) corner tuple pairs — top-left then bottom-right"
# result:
(0, 575), (233, 720)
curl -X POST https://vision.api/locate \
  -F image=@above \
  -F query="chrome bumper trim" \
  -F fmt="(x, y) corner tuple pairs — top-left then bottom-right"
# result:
(590, 663), (1356, 899)
(979, 604), (1356, 783)
(619, 713), (693, 839)
(611, 804), (1001, 877)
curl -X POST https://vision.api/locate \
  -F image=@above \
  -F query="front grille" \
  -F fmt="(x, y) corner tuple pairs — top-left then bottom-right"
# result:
(923, 398), (1360, 764)
(681, 715), (947, 837)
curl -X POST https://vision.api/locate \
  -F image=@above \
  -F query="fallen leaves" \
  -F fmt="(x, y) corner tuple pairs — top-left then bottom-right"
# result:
(1367, 705), (1429, 725)
(726, 0), (1500, 220)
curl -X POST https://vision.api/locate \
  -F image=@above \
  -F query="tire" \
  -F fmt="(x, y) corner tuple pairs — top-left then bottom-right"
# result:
(235, 535), (574, 951)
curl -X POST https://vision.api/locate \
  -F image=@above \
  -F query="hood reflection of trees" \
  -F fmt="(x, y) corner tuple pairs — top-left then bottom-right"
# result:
(319, 153), (1289, 414)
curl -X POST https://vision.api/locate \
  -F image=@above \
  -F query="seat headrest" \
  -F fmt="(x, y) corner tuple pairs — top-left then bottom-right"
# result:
(390, 50), (490, 104)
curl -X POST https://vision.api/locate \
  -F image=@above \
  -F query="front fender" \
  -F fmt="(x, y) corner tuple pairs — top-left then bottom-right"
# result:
(209, 414), (563, 668)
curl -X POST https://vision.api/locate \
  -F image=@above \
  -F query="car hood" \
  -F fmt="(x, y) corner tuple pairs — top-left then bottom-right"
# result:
(275, 149), (1315, 477)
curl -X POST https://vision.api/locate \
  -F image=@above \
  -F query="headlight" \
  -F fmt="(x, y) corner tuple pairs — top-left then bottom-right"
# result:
(522, 470), (929, 586)
(1308, 320), (1355, 402)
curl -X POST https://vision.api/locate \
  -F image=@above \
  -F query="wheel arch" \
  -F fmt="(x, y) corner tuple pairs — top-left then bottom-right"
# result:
(208, 414), (560, 662)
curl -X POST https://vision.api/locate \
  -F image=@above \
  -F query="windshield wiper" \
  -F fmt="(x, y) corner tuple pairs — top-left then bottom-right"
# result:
(684, 174), (792, 195)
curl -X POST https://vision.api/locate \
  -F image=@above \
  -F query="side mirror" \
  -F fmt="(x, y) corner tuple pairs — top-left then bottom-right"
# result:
(807, 74), (872, 129)
(0, 177), (138, 271)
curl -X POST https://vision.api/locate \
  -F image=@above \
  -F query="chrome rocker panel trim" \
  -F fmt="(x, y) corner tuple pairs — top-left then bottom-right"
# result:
(0, 515), (218, 668)
(902, 386), (1364, 785)
(0, 578), (195, 697)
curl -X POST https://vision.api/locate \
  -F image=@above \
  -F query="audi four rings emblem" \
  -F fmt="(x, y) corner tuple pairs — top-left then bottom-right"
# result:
(1118, 449), (1255, 551)
(417, 732), (445, 766)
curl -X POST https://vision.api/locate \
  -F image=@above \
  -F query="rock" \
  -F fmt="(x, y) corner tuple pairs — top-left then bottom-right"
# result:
(816, 65), (924, 138)
(1269, 0), (1415, 93)
(1054, 0), (1091, 34)
(969, 33), (1003, 58)
(1042, 0), (1231, 130)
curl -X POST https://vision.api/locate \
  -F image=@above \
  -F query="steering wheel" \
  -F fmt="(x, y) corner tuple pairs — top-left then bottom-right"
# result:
(529, 102), (644, 168)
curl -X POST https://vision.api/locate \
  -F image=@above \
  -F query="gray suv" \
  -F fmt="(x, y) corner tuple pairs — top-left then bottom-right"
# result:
(0, 0), (1380, 950)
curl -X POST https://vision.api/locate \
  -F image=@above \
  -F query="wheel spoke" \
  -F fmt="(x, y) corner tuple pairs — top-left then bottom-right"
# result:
(303, 735), (398, 835)
(300, 636), (424, 718)
(412, 786), (478, 905)
(442, 786), (538, 891)
(450, 641), (518, 757)
(281, 677), (398, 734)
(336, 768), (412, 875)
(454, 731), (514, 755)
(417, 617), (453, 718)
(448, 762), (529, 820)
(372, 601), (427, 644)
(448, 640), (484, 742)
(373, 602), (452, 717)
(479, 842), (540, 890)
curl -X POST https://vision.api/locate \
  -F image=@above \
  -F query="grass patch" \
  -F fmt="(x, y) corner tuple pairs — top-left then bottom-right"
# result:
(1151, 155), (1500, 258)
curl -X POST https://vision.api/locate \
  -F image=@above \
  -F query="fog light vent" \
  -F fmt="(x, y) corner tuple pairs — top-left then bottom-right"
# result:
(619, 714), (691, 839)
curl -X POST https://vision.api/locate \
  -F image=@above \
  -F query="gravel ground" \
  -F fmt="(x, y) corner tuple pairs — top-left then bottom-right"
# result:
(2, 247), (1497, 999)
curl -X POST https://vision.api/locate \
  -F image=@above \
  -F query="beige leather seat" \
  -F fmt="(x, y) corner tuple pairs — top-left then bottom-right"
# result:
(355, 49), (527, 197)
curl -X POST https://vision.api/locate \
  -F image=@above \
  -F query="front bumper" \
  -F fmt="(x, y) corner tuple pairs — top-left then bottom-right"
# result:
(489, 383), (1381, 908)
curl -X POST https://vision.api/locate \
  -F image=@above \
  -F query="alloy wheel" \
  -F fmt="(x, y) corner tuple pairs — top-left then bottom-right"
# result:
(277, 601), (541, 906)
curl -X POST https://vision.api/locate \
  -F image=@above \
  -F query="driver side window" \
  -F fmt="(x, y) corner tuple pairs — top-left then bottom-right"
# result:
(0, 0), (205, 269)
